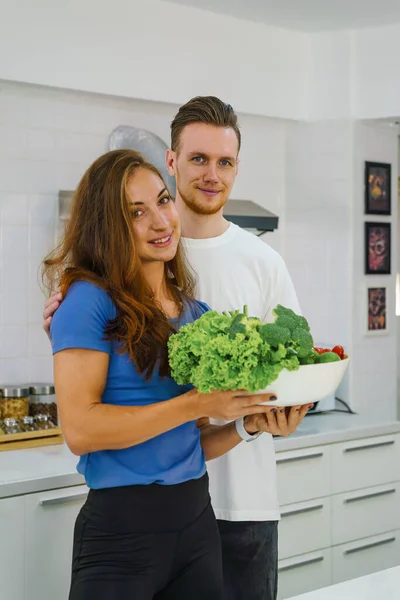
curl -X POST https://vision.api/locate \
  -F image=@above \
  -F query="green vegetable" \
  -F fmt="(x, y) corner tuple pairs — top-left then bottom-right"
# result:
(259, 323), (291, 348)
(228, 305), (258, 338)
(168, 304), (315, 394)
(299, 355), (315, 365)
(273, 304), (311, 334)
(318, 351), (341, 363)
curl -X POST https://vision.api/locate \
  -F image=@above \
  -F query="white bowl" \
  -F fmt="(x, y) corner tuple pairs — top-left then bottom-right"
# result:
(257, 357), (350, 407)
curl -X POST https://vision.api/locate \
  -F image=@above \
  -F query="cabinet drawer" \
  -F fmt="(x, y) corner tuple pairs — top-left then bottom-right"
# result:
(276, 446), (330, 506)
(331, 434), (400, 494)
(332, 531), (400, 584)
(0, 496), (25, 600)
(278, 549), (332, 600)
(25, 485), (89, 600)
(279, 497), (330, 559)
(332, 482), (400, 545)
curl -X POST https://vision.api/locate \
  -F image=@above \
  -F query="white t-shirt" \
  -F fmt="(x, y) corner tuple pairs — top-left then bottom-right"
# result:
(183, 222), (301, 522)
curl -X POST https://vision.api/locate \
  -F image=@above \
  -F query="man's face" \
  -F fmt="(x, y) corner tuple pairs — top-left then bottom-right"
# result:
(167, 123), (239, 216)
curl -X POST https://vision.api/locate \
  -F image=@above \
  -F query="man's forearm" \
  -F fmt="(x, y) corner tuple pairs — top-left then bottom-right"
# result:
(198, 421), (243, 461)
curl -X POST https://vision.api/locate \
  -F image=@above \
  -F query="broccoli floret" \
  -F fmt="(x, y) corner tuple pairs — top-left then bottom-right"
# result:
(228, 305), (261, 339)
(259, 322), (291, 348)
(281, 354), (300, 371)
(269, 343), (287, 364)
(291, 328), (314, 358)
(273, 304), (311, 334)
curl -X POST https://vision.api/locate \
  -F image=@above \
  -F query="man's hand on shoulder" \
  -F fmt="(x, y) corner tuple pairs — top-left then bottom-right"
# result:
(43, 292), (63, 340)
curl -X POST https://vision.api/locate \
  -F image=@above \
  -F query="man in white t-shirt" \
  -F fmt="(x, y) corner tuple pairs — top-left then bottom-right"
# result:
(165, 97), (311, 600)
(43, 97), (311, 600)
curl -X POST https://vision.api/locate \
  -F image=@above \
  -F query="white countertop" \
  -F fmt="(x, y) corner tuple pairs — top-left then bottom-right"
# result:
(287, 566), (400, 599)
(0, 412), (399, 498)
(274, 411), (400, 452)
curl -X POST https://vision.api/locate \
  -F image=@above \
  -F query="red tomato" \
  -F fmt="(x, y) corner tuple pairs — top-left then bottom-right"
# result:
(313, 347), (324, 354)
(332, 345), (344, 359)
(320, 348), (331, 354)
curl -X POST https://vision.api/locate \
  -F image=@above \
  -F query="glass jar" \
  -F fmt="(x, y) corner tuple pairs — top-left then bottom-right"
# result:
(21, 415), (39, 432)
(3, 418), (23, 435)
(35, 414), (56, 430)
(29, 384), (58, 425)
(0, 385), (30, 419)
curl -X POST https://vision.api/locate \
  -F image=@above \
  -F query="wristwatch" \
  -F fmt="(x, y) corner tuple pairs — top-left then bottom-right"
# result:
(235, 417), (263, 443)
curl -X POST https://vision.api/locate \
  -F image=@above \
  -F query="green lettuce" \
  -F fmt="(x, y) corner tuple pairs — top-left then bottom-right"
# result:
(168, 305), (311, 394)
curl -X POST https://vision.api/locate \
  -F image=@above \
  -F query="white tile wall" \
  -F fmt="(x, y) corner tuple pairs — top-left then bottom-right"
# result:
(351, 122), (398, 417)
(285, 120), (398, 417)
(0, 80), (287, 384)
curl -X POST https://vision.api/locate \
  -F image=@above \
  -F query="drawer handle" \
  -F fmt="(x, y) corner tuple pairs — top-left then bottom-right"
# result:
(276, 452), (323, 465)
(343, 440), (394, 453)
(344, 488), (396, 504)
(281, 504), (324, 518)
(39, 492), (88, 506)
(344, 536), (396, 555)
(278, 556), (324, 572)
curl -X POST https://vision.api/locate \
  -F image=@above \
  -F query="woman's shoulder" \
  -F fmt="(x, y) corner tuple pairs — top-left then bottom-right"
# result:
(61, 281), (116, 318)
(184, 298), (212, 321)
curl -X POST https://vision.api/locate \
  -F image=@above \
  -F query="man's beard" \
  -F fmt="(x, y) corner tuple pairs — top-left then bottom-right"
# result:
(177, 183), (227, 216)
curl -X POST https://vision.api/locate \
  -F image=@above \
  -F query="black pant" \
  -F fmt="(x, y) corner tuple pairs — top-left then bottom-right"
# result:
(69, 473), (223, 600)
(218, 520), (278, 600)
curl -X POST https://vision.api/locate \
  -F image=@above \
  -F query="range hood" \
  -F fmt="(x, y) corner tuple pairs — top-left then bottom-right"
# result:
(223, 200), (278, 235)
(58, 192), (278, 235)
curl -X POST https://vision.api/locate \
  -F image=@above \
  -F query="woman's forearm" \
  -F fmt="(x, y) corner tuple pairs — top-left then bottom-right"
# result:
(198, 420), (243, 461)
(64, 390), (200, 455)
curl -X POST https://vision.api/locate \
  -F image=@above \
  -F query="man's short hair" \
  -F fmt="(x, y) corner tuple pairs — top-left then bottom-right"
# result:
(170, 96), (241, 153)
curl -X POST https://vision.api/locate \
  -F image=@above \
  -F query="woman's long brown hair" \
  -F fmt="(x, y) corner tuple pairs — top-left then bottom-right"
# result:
(42, 149), (195, 379)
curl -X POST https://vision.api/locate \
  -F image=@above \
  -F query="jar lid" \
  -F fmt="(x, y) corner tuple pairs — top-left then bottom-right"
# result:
(37, 414), (50, 421)
(29, 384), (55, 395)
(22, 416), (35, 424)
(0, 385), (30, 398)
(4, 418), (19, 426)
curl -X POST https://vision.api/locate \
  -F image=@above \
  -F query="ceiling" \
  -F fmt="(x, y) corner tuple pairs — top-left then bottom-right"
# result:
(163, 0), (400, 32)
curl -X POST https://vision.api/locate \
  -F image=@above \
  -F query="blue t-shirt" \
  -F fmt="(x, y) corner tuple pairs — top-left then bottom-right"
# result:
(51, 281), (210, 489)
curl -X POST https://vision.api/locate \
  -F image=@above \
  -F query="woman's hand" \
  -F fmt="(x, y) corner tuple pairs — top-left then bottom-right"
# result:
(192, 389), (277, 421)
(244, 404), (313, 437)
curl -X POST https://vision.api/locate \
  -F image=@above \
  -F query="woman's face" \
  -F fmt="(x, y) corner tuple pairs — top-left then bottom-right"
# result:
(127, 168), (181, 264)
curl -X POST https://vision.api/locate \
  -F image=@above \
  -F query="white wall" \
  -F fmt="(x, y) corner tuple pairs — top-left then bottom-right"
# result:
(310, 31), (353, 120)
(285, 119), (398, 417)
(351, 123), (398, 417)
(0, 80), (287, 384)
(284, 120), (353, 349)
(354, 25), (400, 119)
(0, 0), (311, 120)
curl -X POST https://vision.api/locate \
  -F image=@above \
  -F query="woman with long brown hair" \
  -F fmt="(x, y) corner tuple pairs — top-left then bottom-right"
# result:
(43, 149), (271, 600)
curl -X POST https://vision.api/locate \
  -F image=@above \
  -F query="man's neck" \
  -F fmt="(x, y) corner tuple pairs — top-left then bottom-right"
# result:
(176, 195), (230, 239)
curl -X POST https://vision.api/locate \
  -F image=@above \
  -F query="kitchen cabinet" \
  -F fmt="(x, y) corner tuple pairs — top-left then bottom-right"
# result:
(276, 432), (400, 599)
(0, 496), (25, 600)
(278, 549), (332, 599)
(25, 485), (88, 600)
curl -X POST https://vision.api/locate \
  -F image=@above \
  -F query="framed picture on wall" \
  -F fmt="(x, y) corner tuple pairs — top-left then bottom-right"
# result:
(365, 161), (391, 215)
(365, 222), (391, 275)
(366, 285), (388, 335)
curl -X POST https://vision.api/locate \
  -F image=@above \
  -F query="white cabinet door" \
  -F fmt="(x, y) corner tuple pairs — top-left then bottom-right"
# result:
(25, 485), (89, 600)
(331, 434), (400, 494)
(331, 482), (400, 545)
(332, 530), (400, 584)
(0, 496), (25, 600)
(278, 549), (332, 600)
(279, 497), (331, 559)
(276, 446), (331, 506)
